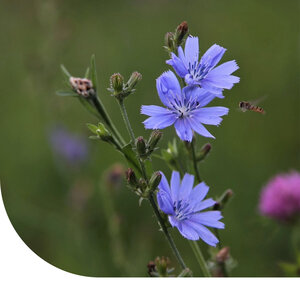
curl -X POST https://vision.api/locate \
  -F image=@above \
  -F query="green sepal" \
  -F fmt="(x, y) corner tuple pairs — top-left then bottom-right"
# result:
(60, 64), (71, 80)
(84, 67), (90, 79)
(121, 143), (142, 176)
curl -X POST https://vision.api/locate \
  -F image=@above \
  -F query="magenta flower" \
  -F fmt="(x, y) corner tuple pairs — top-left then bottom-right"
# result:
(259, 171), (300, 221)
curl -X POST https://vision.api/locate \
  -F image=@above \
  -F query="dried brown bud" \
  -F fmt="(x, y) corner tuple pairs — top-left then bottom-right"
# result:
(70, 77), (94, 98)
(216, 247), (230, 263)
(147, 261), (156, 276)
(174, 21), (189, 45)
(125, 168), (138, 188)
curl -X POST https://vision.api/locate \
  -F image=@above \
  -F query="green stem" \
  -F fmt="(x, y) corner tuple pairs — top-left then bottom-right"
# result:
(149, 193), (187, 270)
(117, 97), (188, 270)
(91, 94), (125, 146)
(189, 240), (211, 277)
(191, 138), (201, 182)
(118, 98), (135, 146)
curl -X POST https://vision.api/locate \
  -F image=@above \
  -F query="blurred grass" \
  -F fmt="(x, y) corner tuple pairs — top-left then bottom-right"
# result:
(0, 0), (299, 276)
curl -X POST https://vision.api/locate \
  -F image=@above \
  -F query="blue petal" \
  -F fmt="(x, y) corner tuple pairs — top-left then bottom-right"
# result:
(156, 71), (182, 107)
(141, 105), (172, 117)
(184, 36), (199, 65)
(170, 171), (180, 203)
(166, 53), (188, 78)
(174, 118), (193, 141)
(187, 117), (215, 139)
(190, 211), (225, 229)
(158, 171), (171, 194)
(209, 60), (239, 76)
(200, 79), (224, 96)
(184, 220), (219, 246)
(177, 220), (199, 240)
(179, 173), (194, 200)
(169, 215), (182, 230)
(178, 46), (188, 69)
(191, 198), (216, 213)
(143, 114), (176, 129)
(182, 86), (216, 107)
(157, 190), (174, 215)
(189, 182), (210, 203)
(203, 74), (240, 89)
(200, 44), (226, 69)
(192, 107), (229, 125)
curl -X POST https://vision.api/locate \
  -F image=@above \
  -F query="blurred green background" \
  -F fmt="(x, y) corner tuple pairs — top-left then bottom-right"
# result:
(0, 0), (299, 276)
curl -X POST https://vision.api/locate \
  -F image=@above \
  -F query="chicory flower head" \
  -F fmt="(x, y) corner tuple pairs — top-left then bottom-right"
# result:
(141, 71), (229, 141)
(166, 36), (239, 97)
(157, 171), (224, 246)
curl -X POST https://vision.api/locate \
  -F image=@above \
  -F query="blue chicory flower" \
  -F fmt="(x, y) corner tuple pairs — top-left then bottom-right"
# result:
(141, 70), (229, 141)
(157, 171), (224, 246)
(166, 36), (239, 97)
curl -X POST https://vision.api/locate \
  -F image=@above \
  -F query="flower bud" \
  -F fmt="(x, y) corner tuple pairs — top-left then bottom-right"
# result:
(126, 71), (142, 91)
(216, 247), (230, 263)
(155, 256), (170, 277)
(196, 143), (211, 161)
(147, 261), (157, 277)
(110, 73), (124, 94)
(138, 178), (147, 192)
(149, 171), (162, 192)
(213, 189), (233, 210)
(148, 130), (163, 153)
(70, 77), (94, 98)
(136, 136), (147, 158)
(125, 168), (138, 188)
(164, 32), (174, 50)
(174, 21), (188, 46)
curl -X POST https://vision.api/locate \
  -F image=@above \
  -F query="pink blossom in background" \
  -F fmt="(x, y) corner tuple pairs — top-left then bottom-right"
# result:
(259, 171), (300, 221)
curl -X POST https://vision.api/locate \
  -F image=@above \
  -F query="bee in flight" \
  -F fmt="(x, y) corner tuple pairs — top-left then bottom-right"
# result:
(239, 96), (266, 114)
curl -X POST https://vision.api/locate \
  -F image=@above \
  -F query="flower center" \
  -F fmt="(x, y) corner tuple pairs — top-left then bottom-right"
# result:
(188, 61), (211, 81)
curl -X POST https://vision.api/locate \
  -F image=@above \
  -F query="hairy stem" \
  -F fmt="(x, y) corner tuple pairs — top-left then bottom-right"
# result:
(91, 94), (125, 146)
(118, 98), (136, 146)
(191, 138), (201, 182)
(117, 97), (188, 270)
(189, 240), (211, 277)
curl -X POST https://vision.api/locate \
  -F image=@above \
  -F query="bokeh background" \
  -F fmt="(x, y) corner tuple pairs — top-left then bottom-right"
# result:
(1, 0), (299, 276)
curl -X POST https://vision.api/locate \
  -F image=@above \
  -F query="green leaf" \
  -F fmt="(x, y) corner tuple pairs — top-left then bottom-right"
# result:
(86, 123), (99, 134)
(56, 90), (77, 97)
(90, 54), (98, 90)
(60, 64), (71, 80)
(144, 159), (153, 178)
(121, 143), (142, 176)
(279, 262), (299, 277)
(84, 67), (90, 78)
(78, 97), (99, 118)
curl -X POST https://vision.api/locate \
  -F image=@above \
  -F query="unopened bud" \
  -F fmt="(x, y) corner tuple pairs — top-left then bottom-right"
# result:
(174, 21), (188, 46)
(70, 77), (94, 98)
(126, 71), (142, 91)
(213, 189), (233, 210)
(197, 143), (211, 161)
(138, 178), (147, 192)
(148, 130), (163, 153)
(216, 247), (230, 263)
(165, 32), (174, 50)
(155, 256), (170, 277)
(149, 171), (162, 191)
(136, 136), (147, 158)
(110, 73), (124, 94)
(125, 168), (138, 188)
(147, 261), (157, 277)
